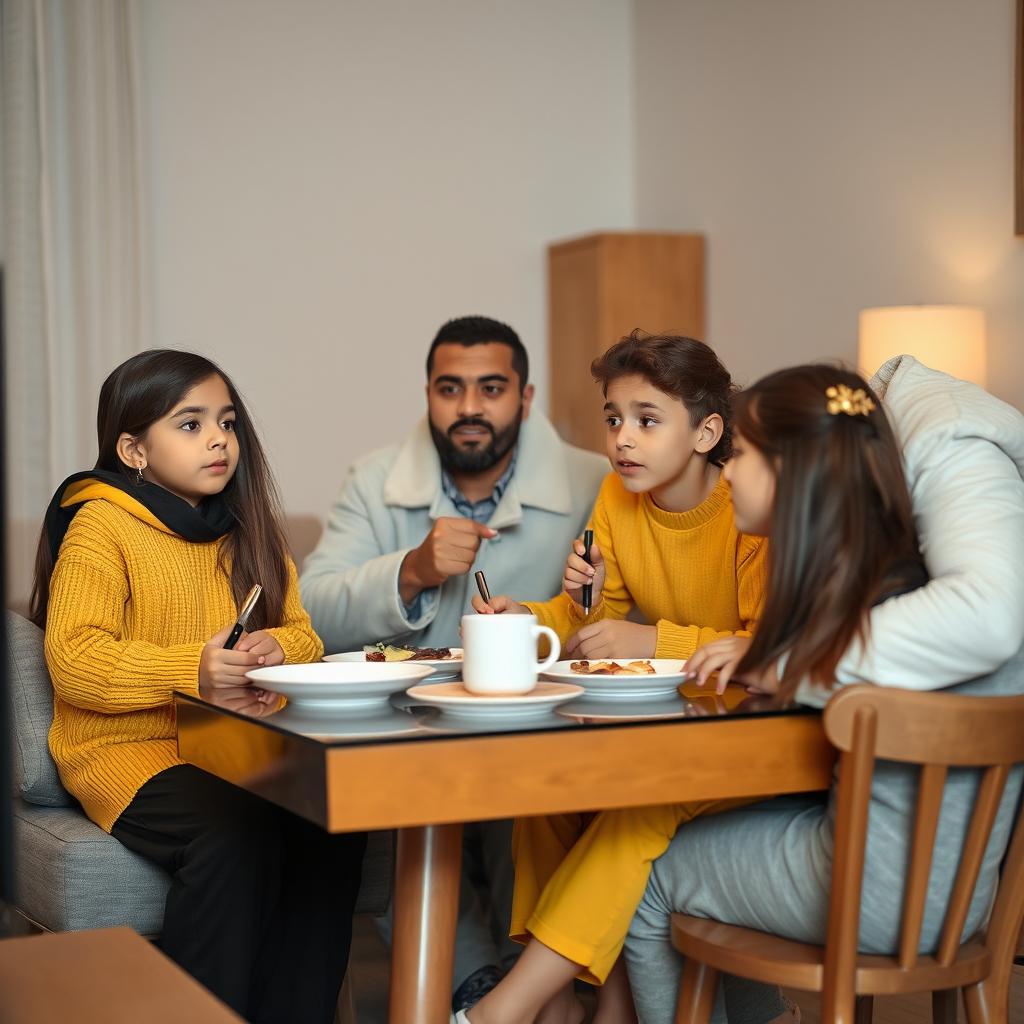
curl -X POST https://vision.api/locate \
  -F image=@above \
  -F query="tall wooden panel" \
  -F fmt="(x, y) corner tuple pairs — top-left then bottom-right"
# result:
(548, 232), (705, 452)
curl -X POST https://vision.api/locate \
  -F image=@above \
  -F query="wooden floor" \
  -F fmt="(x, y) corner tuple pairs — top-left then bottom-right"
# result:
(348, 918), (1024, 1023)
(5, 906), (1019, 1020)
(790, 982), (1024, 1024)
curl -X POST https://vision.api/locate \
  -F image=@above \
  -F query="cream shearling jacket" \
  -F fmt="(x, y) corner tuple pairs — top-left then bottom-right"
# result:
(300, 411), (607, 654)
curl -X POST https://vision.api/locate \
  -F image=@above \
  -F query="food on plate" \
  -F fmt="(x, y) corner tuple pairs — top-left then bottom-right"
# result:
(364, 643), (455, 663)
(569, 659), (658, 676)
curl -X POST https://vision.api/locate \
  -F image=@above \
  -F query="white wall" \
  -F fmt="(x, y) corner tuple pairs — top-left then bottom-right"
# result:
(139, 0), (635, 535)
(633, 0), (1024, 404)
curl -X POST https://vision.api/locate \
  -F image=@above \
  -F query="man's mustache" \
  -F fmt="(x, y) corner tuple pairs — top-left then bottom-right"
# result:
(448, 418), (495, 439)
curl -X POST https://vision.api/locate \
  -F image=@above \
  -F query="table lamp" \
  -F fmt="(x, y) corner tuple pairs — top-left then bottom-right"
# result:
(858, 306), (987, 387)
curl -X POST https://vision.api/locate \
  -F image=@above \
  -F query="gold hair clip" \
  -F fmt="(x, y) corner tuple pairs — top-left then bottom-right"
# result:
(826, 384), (876, 417)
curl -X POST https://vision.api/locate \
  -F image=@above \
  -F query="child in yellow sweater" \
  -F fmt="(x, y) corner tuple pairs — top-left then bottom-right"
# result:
(466, 332), (769, 1024)
(33, 349), (365, 1024)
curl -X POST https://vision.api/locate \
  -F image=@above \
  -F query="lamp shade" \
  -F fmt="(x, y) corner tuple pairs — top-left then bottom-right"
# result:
(858, 306), (987, 387)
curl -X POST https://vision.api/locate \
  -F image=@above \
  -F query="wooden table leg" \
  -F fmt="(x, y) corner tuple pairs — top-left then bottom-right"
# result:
(389, 823), (464, 1024)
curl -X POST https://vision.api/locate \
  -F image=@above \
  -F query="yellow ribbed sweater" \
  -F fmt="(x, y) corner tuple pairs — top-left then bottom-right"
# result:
(45, 495), (323, 832)
(524, 473), (768, 659)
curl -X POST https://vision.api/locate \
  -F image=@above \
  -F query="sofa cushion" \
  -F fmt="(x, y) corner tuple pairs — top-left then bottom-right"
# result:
(6, 612), (74, 807)
(13, 799), (169, 933)
(14, 792), (393, 934)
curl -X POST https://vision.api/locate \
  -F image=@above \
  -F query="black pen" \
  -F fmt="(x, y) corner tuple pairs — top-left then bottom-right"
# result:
(474, 570), (492, 606)
(224, 584), (263, 650)
(581, 529), (594, 616)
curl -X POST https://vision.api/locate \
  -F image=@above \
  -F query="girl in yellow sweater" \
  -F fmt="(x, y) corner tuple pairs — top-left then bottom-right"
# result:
(466, 333), (771, 1024)
(32, 350), (365, 1024)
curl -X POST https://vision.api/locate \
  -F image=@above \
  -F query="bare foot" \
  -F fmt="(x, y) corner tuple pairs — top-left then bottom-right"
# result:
(535, 994), (585, 1024)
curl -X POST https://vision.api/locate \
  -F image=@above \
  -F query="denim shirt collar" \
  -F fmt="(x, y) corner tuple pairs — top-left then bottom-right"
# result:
(440, 450), (518, 524)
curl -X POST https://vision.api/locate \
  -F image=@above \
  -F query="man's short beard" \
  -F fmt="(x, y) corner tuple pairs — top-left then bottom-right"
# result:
(430, 408), (523, 475)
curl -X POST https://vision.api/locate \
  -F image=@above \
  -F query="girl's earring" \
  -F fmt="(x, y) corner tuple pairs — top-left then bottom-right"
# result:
(135, 464), (145, 486)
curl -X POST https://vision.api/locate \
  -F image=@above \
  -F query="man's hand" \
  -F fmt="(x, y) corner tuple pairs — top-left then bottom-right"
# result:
(564, 620), (657, 660)
(470, 594), (530, 615)
(399, 517), (497, 604)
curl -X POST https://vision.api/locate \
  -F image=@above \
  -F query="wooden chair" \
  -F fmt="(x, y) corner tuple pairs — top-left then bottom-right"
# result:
(669, 685), (1024, 1024)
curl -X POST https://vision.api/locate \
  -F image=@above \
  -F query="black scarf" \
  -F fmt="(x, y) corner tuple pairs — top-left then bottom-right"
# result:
(44, 469), (236, 561)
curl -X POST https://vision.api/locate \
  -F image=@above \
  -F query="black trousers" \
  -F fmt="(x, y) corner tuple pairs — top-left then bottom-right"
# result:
(111, 764), (366, 1024)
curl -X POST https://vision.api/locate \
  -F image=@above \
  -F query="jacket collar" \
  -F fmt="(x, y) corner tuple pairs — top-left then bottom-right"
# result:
(382, 410), (577, 525)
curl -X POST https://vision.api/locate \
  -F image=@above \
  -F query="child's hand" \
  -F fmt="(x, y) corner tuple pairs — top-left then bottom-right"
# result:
(470, 594), (530, 616)
(739, 660), (780, 696)
(563, 538), (605, 610)
(199, 624), (270, 716)
(234, 630), (285, 667)
(234, 631), (287, 711)
(564, 620), (656, 660)
(684, 636), (753, 695)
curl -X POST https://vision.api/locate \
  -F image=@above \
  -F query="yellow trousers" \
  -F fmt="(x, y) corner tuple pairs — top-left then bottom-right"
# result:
(510, 799), (750, 985)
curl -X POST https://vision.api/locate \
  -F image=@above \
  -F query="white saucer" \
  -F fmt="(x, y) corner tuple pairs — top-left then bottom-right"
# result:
(324, 649), (463, 682)
(405, 681), (584, 722)
(416, 710), (571, 734)
(541, 659), (689, 700)
(247, 662), (434, 712)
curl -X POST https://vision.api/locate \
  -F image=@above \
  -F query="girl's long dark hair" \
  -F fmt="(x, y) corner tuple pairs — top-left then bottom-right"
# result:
(734, 365), (919, 703)
(30, 350), (289, 631)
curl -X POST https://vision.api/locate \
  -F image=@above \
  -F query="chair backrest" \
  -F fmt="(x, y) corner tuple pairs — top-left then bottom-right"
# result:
(4, 611), (74, 806)
(822, 685), (1024, 998)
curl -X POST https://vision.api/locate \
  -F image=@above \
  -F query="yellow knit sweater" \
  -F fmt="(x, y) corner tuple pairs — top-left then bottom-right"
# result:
(524, 473), (768, 660)
(45, 493), (323, 832)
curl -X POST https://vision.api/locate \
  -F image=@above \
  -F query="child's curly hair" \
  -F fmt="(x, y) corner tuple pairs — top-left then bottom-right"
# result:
(591, 330), (738, 465)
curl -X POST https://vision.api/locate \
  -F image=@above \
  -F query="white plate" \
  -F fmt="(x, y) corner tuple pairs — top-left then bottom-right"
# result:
(324, 649), (463, 682)
(247, 662), (434, 712)
(405, 681), (584, 722)
(557, 695), (696, 723)
(269, 705), (426, 740)
(541, 659), (689, 700)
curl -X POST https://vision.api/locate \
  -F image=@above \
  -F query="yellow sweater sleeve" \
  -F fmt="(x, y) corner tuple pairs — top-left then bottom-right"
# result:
(523, 591), (582, 645)
(267, 558), (324, 664)
(654, 535), (769, 660)
(45, 527), (204, 714)
(522, 483), (633, 645)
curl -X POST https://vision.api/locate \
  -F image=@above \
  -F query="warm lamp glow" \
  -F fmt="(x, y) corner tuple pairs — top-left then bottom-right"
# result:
(858, 306), (987, 387)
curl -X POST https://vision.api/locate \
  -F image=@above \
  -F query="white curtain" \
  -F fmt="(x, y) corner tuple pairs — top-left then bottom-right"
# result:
(2, 0), (148, 608)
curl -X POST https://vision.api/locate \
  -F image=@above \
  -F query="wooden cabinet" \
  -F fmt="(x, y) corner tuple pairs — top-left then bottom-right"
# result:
(547, 231), (705, 452)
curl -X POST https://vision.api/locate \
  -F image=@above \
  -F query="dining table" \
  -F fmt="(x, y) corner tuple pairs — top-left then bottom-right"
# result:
(175, 677), (835, 1024)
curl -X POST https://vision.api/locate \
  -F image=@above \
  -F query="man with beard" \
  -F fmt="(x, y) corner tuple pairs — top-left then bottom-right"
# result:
(300, 315), (605, 1011)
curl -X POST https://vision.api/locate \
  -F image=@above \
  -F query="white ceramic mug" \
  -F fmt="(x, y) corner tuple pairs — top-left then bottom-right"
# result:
(461, 614), (561, 695)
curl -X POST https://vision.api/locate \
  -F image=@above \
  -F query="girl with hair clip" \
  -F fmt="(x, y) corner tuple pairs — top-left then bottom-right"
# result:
(33, 349), (366, 1024)
(622, 363), (1024, 1024)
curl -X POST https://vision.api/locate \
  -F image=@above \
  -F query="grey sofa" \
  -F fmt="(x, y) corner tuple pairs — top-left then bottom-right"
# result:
(6, 611), (392, 934)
